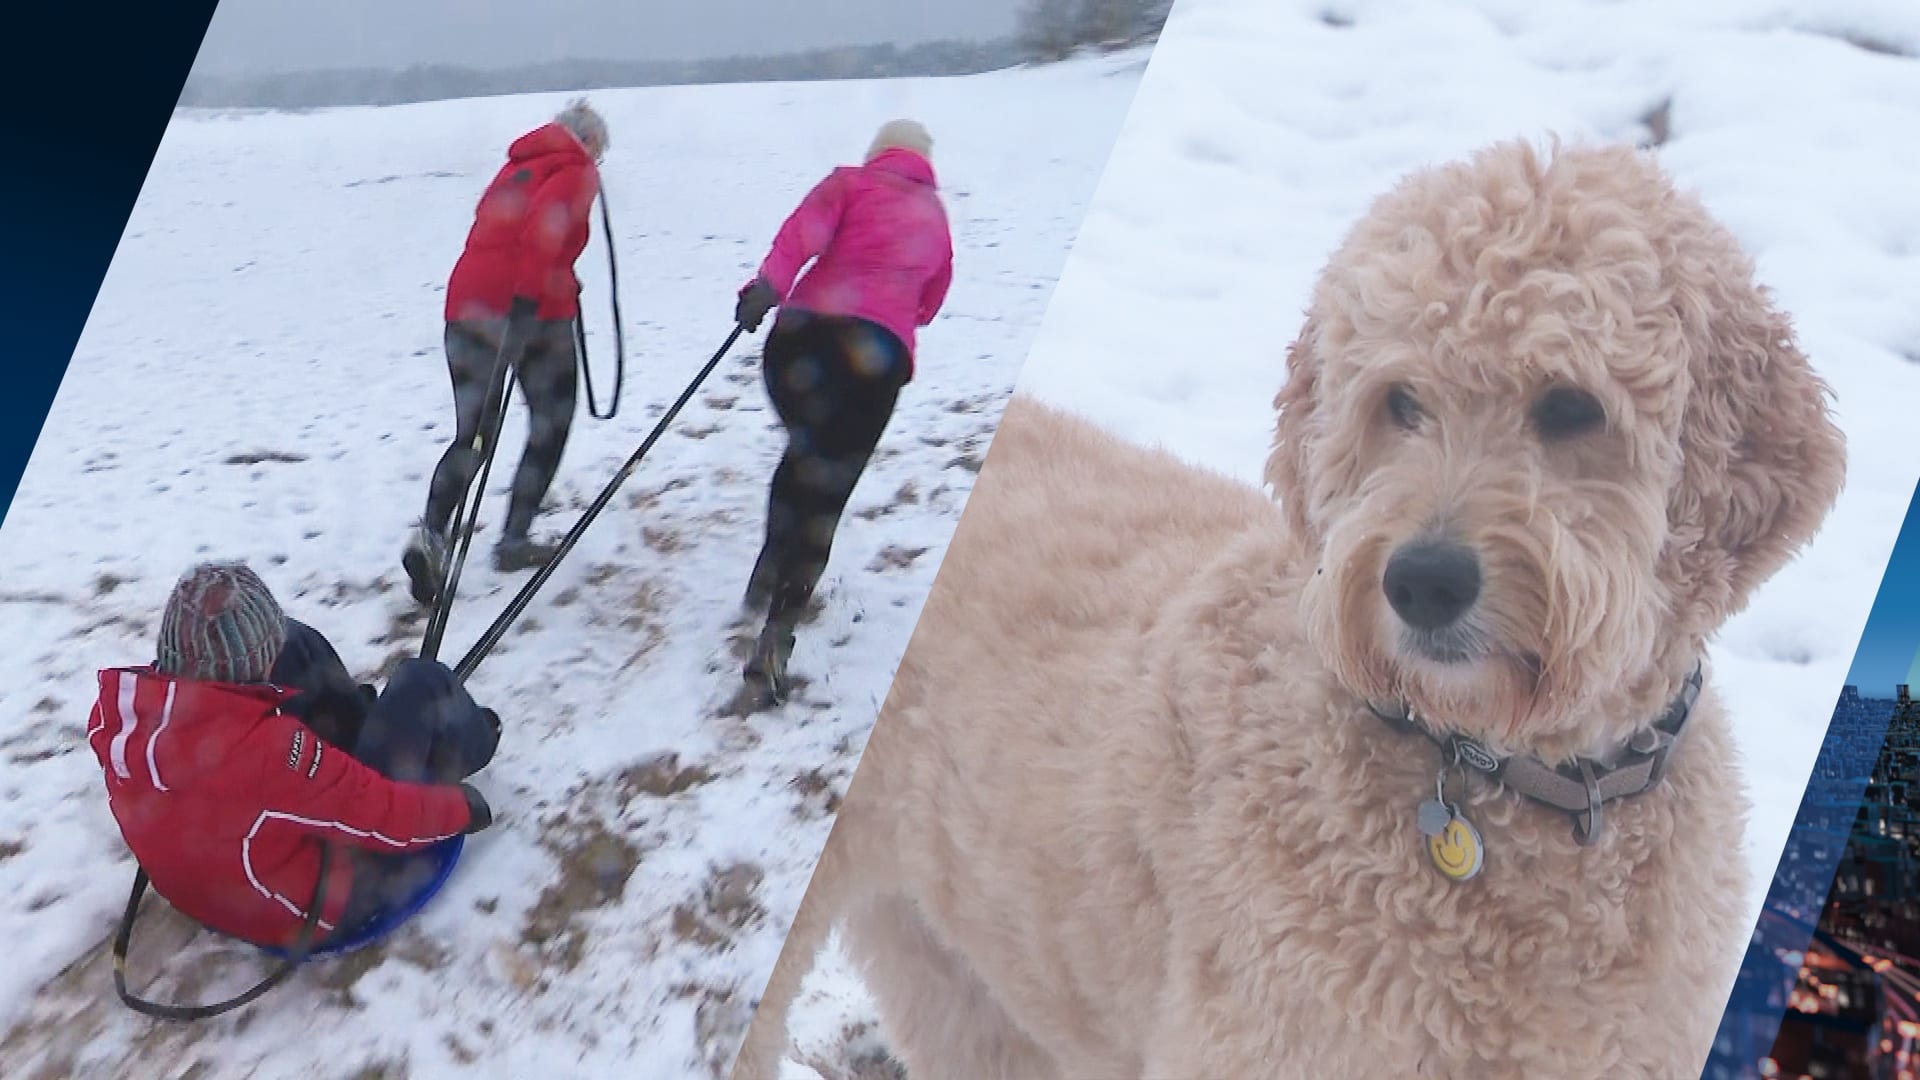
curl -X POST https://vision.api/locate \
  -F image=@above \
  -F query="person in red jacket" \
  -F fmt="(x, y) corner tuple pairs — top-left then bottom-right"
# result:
(404, 98), (610, 605)
(88, 562), (499, 948)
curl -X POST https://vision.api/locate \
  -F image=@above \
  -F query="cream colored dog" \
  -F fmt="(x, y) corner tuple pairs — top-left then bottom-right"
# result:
(731, 138), (1846, 1079)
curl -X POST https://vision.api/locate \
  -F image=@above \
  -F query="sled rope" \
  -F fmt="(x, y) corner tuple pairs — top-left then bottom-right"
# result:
(112, 844), (334, 1022)
(576, 190), (626, 422)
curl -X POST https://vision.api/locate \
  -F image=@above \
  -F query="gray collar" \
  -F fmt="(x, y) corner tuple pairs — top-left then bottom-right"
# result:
(1365, 662), (1704, 845)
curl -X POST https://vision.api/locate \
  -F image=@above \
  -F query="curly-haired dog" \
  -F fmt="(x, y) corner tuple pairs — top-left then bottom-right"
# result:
(730, 138), (1847, 1079)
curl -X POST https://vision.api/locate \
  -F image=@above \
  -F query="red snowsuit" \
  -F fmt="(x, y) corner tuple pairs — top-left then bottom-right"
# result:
(445, 121), (602, 324)
(86, 667), (473, 947)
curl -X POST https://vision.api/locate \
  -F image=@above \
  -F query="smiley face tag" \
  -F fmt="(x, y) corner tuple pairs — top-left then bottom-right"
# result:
(1427, 810), (1485, 882)
(1418, 750), (1487, 883)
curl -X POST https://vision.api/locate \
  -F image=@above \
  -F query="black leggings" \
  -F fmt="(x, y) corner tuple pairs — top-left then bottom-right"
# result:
(748, 313), (911, 628)
(423, 318), (579, 540)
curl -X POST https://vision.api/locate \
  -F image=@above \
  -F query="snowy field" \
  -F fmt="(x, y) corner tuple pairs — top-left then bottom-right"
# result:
(783, 0), (1920, 1073)
(0, 51), (1146, 1079)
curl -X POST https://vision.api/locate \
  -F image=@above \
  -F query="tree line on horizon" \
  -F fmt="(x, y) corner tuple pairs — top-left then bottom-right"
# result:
(177, 3), (1170, 112)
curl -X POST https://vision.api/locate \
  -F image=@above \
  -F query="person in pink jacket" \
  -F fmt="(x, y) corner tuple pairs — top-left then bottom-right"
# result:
(732, 118), (955, 706)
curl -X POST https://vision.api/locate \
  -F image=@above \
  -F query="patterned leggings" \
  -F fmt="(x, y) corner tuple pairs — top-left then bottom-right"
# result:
(423, 318), (579, 540)
(747, 312), (911, 629)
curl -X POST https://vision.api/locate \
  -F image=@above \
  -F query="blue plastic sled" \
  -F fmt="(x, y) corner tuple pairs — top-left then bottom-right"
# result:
(262, 835), (466, 960)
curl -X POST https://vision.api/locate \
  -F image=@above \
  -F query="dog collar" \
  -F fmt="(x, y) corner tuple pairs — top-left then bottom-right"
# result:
(1366, 661), (1704, 850)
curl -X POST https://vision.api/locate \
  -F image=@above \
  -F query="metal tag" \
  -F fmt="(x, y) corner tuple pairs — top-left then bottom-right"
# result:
(1427, 808), (1485, 882)
(1416, 799), (1454, 837)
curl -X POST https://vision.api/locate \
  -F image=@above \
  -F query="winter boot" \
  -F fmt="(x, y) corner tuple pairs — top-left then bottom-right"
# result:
(402, 523), (449, 607)
(494, 533), (560, 573)
(741, 620), (797, 708)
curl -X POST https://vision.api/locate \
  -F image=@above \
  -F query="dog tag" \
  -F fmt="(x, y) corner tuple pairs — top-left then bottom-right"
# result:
(1416, 799), (1454, 837)
(1427, 808), (1485, 883)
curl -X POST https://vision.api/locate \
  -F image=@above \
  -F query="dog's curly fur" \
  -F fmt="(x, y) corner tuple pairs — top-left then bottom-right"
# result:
(730, 139), (1847, 1079)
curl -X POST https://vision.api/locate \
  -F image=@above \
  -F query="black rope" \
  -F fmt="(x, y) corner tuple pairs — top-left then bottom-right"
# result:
(577, 192), (625, 422)
(420, 334), (523, 662)
(454, 324), (745, 680)
(112, 845), (335, 1022)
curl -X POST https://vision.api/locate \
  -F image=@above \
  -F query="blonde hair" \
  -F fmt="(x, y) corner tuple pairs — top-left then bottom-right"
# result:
(866, 119), (933, 163)
(557, 97), (609, 158)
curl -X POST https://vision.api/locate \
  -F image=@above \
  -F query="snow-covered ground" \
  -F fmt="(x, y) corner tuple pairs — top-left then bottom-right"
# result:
(0, 51), (1146, 1079)
(782, 0), (1920, 1073)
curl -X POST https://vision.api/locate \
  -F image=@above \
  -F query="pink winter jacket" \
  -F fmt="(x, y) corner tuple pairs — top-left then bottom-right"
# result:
(752, 147), (955, 366)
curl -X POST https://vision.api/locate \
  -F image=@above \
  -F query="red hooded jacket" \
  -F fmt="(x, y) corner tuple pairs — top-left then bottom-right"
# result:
(86, 667), (473, 947)
(445, 122), (601, 323)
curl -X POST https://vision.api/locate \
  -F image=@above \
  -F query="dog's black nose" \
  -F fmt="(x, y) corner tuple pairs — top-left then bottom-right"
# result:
(1382, 541), (1482, 631)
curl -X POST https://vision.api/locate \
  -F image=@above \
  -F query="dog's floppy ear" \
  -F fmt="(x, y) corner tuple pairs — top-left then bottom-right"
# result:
(1266, 311), (1322, 540)
(1663, 238), (1845, 634)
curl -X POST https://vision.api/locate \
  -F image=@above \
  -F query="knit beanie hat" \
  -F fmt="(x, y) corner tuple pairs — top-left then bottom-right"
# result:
(155, 562), (287, 684)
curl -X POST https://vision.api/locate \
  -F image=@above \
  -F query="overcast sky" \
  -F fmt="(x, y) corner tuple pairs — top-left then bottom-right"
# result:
(191, 0), (1025, 77)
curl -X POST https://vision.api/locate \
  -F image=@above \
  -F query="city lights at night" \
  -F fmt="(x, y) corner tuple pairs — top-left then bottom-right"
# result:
(1758, 686), (1920, 1079)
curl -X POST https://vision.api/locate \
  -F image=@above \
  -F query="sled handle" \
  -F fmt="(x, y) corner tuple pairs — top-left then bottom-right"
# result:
(111, 844), (333, 1022)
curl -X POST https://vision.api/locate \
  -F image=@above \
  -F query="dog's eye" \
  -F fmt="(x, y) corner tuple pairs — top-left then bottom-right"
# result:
(1533, 387), (1606, 440)
(1385, 385), (1424, 431)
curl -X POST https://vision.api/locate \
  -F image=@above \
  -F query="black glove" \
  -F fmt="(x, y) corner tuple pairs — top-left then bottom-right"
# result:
(460, 782), (493, 833)
(502, 295), (541, 345)
(735, 278), (778, 332)
(484, 296), (543, 381)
